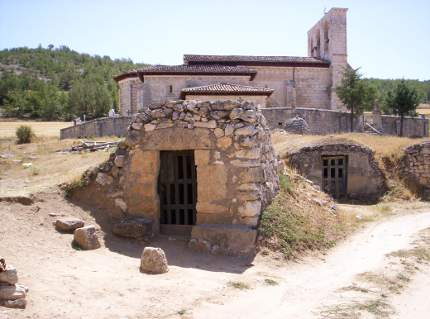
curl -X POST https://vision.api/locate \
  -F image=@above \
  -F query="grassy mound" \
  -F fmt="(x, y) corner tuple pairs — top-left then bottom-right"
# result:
(259, 168), (355, 259)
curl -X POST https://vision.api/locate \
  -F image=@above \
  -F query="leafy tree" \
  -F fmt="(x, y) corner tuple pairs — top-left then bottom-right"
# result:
(336, 67), (376, 131)
(385, 80), (420, 136)
(68, 77), (112, 119)
(0, 45), (146, 120)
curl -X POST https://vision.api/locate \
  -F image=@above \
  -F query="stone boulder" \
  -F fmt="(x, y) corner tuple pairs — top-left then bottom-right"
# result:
(73, 226), (101, 250)
(55, 218), (84, 233)
(140, 247), (169, 274)
(0, 265), (18, 285)
(112, 218), (152, 239)
(0, 298), (27, 309)
(284, 116), (310, 134)
(0, 283), (27, 301)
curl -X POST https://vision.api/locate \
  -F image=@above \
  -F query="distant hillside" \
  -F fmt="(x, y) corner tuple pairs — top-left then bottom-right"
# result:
(363, 78), (430, 105)
(0, 45), (429, 120)
(0, 45), (146, 120)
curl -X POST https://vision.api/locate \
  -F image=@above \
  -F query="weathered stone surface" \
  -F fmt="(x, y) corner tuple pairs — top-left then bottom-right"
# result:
(95, 173), (113, 186)
(216, 136), (232, 150)
(114, 198), (127, 212)
(131, 122), (143, 130)
(76, 100), (280, 256)
(0, 283), (27, 301)
(112, 218), (152, 239)
(114, 155), (126, 168)
(238, 201), (261, 217)
(140, 247), (169, 274)
(0, 265), (17, 285)
(213, 128), (224, 138)
(55, 218), (84, 233)
(399, 142), (430, 199)
(73, 226), (100, 250)
(144, 123), (156, 131)
(0, 298), (27, 309)
(190, 224), (257, 256)
(194, 120), (217, 129)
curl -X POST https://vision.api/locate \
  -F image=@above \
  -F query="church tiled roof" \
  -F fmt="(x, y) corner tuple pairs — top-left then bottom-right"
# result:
(114, 65), (257, 82)
(183, 54), (330, 67)
(181, 83), (274, 99)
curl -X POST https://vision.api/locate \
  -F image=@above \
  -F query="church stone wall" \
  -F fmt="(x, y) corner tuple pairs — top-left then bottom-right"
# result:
(251, 66), (331, 109)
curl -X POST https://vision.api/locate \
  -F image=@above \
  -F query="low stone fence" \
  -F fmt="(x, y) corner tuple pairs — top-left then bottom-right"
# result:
(262, 107), (429, 137)
(399, 142), (430, 199)
(60, 116), (132, 139)
(380, 115), (429, 138)
(60, 107), (429, 139)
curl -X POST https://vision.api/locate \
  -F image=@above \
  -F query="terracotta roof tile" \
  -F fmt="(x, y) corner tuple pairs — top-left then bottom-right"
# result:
(181, 83), (274, 99)
(183, 54), (330, 67)
(114, 65), (258, 82)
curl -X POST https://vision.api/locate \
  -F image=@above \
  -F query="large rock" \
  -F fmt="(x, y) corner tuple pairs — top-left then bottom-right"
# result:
(113, 218), (152, 239)
(140, 247), (169, 274)
(0, 265), (18, 285)
(0, 298), (27, 309)
(73, 226), (101, 250)
(55, 218), (84, 233)
(0, 283), (27, 301)
(284, 116), (310, 134)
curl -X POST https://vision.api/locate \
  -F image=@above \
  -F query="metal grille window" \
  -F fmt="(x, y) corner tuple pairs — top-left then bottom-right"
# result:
(322, 155), (347, 199)
(159, 151), (197, 228)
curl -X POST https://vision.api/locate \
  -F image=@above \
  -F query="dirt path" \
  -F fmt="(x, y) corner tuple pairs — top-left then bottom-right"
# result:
(192, 211), (430, 319)
(1, 195), (429, 319)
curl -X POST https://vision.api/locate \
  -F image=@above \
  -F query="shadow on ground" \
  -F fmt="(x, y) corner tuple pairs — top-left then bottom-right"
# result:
(68, 196), (253, 274)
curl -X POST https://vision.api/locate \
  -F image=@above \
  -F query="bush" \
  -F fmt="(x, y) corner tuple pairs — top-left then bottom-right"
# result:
(16, 125), (35, 144)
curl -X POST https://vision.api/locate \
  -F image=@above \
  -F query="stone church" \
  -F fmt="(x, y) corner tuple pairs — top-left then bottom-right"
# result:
(115, 8), (348, 114)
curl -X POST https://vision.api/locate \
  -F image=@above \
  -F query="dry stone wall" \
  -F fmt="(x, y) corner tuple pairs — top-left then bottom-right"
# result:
(399, 142), (430, 199)
(286, 140), (387, 201)
(74, 100), (280, 255)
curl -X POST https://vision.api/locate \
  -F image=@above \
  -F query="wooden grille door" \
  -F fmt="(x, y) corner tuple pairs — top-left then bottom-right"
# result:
(322, 156), (347, 199)
(159, 151), (197, 234)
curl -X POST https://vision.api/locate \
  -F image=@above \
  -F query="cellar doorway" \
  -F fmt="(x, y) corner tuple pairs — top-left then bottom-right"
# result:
(158, 150), (197, 236)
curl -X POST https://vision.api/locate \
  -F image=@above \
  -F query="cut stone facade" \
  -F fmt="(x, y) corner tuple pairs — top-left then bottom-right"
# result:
(115, 8), (348, 116)
(75, 100), (280, 255)
(399, 142), (430, 199)
(285, 138), (387, 202)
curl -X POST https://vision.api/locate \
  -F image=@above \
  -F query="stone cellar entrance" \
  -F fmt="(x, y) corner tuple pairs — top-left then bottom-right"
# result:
(158, 150), (197, 236)
(322, 155), (347, 199)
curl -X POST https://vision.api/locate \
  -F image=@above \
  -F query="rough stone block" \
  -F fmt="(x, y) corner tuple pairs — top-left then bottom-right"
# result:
(190, 224), (257, 256)
(140, 247), (169, 274)
(0, 265), (18, 285)
(112, 217), (152, 239)
(55, 218), (85, 233)
(73, 226), (100, 250)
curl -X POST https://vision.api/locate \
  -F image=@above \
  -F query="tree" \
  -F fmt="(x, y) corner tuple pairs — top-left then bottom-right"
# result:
(336, 67), (376, 131)
(385, 80), (420, 136)
(68, 77), (112, 119)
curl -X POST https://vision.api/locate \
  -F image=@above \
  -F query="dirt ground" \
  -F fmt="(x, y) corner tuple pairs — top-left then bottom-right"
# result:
(1, 127), (430, 318)
(0, 193), (429, 319)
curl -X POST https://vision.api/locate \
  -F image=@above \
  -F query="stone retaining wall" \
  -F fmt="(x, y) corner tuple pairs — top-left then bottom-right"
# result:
(60, 116), (132, 139)
(286, 139), (387, 201)
(59, 107), (429, 139)
(399, 142), (430, 199)
(262, 107), (429, 137)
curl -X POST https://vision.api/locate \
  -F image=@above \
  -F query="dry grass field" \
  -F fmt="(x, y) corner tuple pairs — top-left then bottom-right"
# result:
(0, 120), (72, 138)
(272, 131), (428, 161)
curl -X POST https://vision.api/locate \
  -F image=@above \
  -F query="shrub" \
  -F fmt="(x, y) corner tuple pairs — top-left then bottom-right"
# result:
(16, 125), (35, 144)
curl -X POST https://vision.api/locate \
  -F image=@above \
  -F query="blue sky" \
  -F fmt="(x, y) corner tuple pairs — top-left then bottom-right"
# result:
(0, 0), (429, 80)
